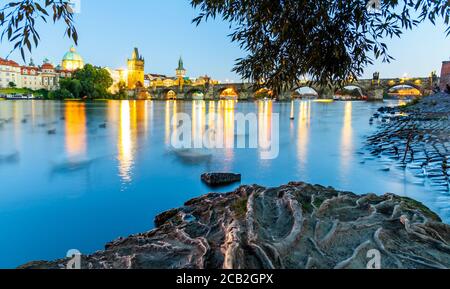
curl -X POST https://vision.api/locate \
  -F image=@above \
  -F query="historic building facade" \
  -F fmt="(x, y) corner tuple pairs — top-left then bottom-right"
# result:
(107, 50), (220, 94)
(0, 47), (82, 91)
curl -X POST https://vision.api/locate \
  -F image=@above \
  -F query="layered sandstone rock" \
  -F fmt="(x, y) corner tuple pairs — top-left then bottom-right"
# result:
(21, 182), (450, 269)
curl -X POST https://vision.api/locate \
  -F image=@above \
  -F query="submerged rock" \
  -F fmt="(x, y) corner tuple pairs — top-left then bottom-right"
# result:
(0, 152), (19, 164)
(20, 182), (450, 269)
(201, 173), (241, 187)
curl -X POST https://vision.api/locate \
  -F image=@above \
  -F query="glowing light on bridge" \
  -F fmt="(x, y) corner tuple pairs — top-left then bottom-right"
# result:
(254, 88), (274, 99)
(220, 88), (239, 100)
(166, 90), (177, 100)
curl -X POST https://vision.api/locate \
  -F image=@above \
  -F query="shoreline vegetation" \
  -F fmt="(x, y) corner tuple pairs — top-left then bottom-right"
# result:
(19, 92), (450, 269)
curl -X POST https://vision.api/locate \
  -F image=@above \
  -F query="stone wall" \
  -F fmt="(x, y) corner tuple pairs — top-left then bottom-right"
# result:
(440, 61), (450, 91)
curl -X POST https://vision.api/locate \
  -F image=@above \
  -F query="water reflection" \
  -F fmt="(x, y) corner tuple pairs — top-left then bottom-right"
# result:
(2, 100), (450, 269)
(192, 100), (206, 148)
(65, 102), (87, 158)
(340, 102), (353, 176)
(113, 101), (150, 183)
(118, 101), (135, 183)
(297, 101), (311, 170)
(258, 101), (274, 159)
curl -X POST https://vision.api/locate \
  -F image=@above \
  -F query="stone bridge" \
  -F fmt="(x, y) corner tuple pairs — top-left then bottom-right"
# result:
(146, 73), (439, 101)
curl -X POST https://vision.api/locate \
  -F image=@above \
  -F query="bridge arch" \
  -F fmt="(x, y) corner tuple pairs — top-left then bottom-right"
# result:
(161, 88), (177, 100)
(335, 85), (367, 99)
(386, 83), (423, 97)
(218, 87), (239, 100)
(295, 86), (319, 98)
(185, 88), (206, 100)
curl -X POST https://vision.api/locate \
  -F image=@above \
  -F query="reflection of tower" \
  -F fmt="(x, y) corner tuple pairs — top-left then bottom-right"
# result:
(176, 57), (186, 91)
(127, 48), (145, 89)
(65, 101), (87, 158)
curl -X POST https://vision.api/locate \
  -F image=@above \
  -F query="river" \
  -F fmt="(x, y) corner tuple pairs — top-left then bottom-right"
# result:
(0, 99), (448, 268)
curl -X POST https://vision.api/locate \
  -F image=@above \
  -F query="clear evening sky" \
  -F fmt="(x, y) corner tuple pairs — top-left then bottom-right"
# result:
(0, 0), (449, 81)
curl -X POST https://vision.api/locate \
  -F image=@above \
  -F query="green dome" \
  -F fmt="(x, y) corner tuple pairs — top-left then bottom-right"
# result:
(62, 47), (83, 62)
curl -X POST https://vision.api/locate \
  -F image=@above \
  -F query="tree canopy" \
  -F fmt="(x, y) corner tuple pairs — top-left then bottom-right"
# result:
(50, 65), (113, 99)
(72, 64), (113, 99)
(0, 0), (77, 60)
(191, 0), (450, 94)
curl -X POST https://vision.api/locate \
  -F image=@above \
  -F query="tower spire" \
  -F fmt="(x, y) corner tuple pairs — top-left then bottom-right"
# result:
(178, 56), (184, 70)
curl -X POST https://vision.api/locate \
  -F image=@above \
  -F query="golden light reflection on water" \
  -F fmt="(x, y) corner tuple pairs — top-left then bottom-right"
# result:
(222, 100), (235, 149)
(340, 102), (353, 174)
(258, 101), (273, 153)
(192, 100), (206, 148)
(165, 100), (171, 145)
(118, 101), (136, 183)
(105, 100), (149, 184)
(297, 101), (311, 169)
(65, 101), (87, 158)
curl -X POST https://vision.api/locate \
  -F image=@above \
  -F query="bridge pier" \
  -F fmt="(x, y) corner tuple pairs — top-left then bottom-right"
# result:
(367, 89), (384, 101)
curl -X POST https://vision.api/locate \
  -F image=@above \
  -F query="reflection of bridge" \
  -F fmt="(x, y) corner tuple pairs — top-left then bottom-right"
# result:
(147, 74), (439, 100)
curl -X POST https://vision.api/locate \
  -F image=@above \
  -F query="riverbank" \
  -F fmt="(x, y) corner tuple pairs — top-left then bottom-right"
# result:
(21, 182), (450, 269)
(366, 92), (450, 191)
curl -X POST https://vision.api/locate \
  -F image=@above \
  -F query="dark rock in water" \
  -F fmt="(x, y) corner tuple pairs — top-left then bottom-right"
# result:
(99, 123), (107, 129)
(0, 152), (19, 164)
(47, 129), (56, 135)
(19, 182), (450, 269)
(154, 208), (180, 228)
(201, 173), (241, 187)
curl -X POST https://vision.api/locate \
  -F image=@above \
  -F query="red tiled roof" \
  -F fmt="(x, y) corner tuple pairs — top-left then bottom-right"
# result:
(0, 58), (20, 67)
(41, 63), (54, 69)
(20, 66), (38, 74)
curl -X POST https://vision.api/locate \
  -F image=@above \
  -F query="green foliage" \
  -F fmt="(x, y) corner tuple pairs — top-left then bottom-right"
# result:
(191, 0), (450, 94)
(60, 78), (82, 99)
(114, 81), (128, 100)
(8, 81), (16, 88)
(49, 88), (74, 100)
(0, 0), (77, 60)
(71, 64), (113, 99)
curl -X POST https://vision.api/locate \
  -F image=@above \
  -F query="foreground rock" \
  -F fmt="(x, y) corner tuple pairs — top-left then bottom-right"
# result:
(21, 182), (450, 269)
(201, 172), (242, 187)
(367, 93), (450, 191)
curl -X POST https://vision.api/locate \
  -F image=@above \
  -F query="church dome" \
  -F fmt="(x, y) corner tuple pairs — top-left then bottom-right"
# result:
(62, 46), (84, 71)
(63, 47), (83, 62)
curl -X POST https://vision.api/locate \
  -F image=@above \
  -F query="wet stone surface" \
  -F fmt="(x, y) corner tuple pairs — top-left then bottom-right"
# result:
(365, 93), (450, 193)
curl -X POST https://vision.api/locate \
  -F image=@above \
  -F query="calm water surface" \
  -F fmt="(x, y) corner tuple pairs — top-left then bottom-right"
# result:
(0, 99), (448, 268)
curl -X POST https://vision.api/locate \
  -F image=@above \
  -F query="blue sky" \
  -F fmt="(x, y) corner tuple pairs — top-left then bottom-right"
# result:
(0, 0), (449, 81)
